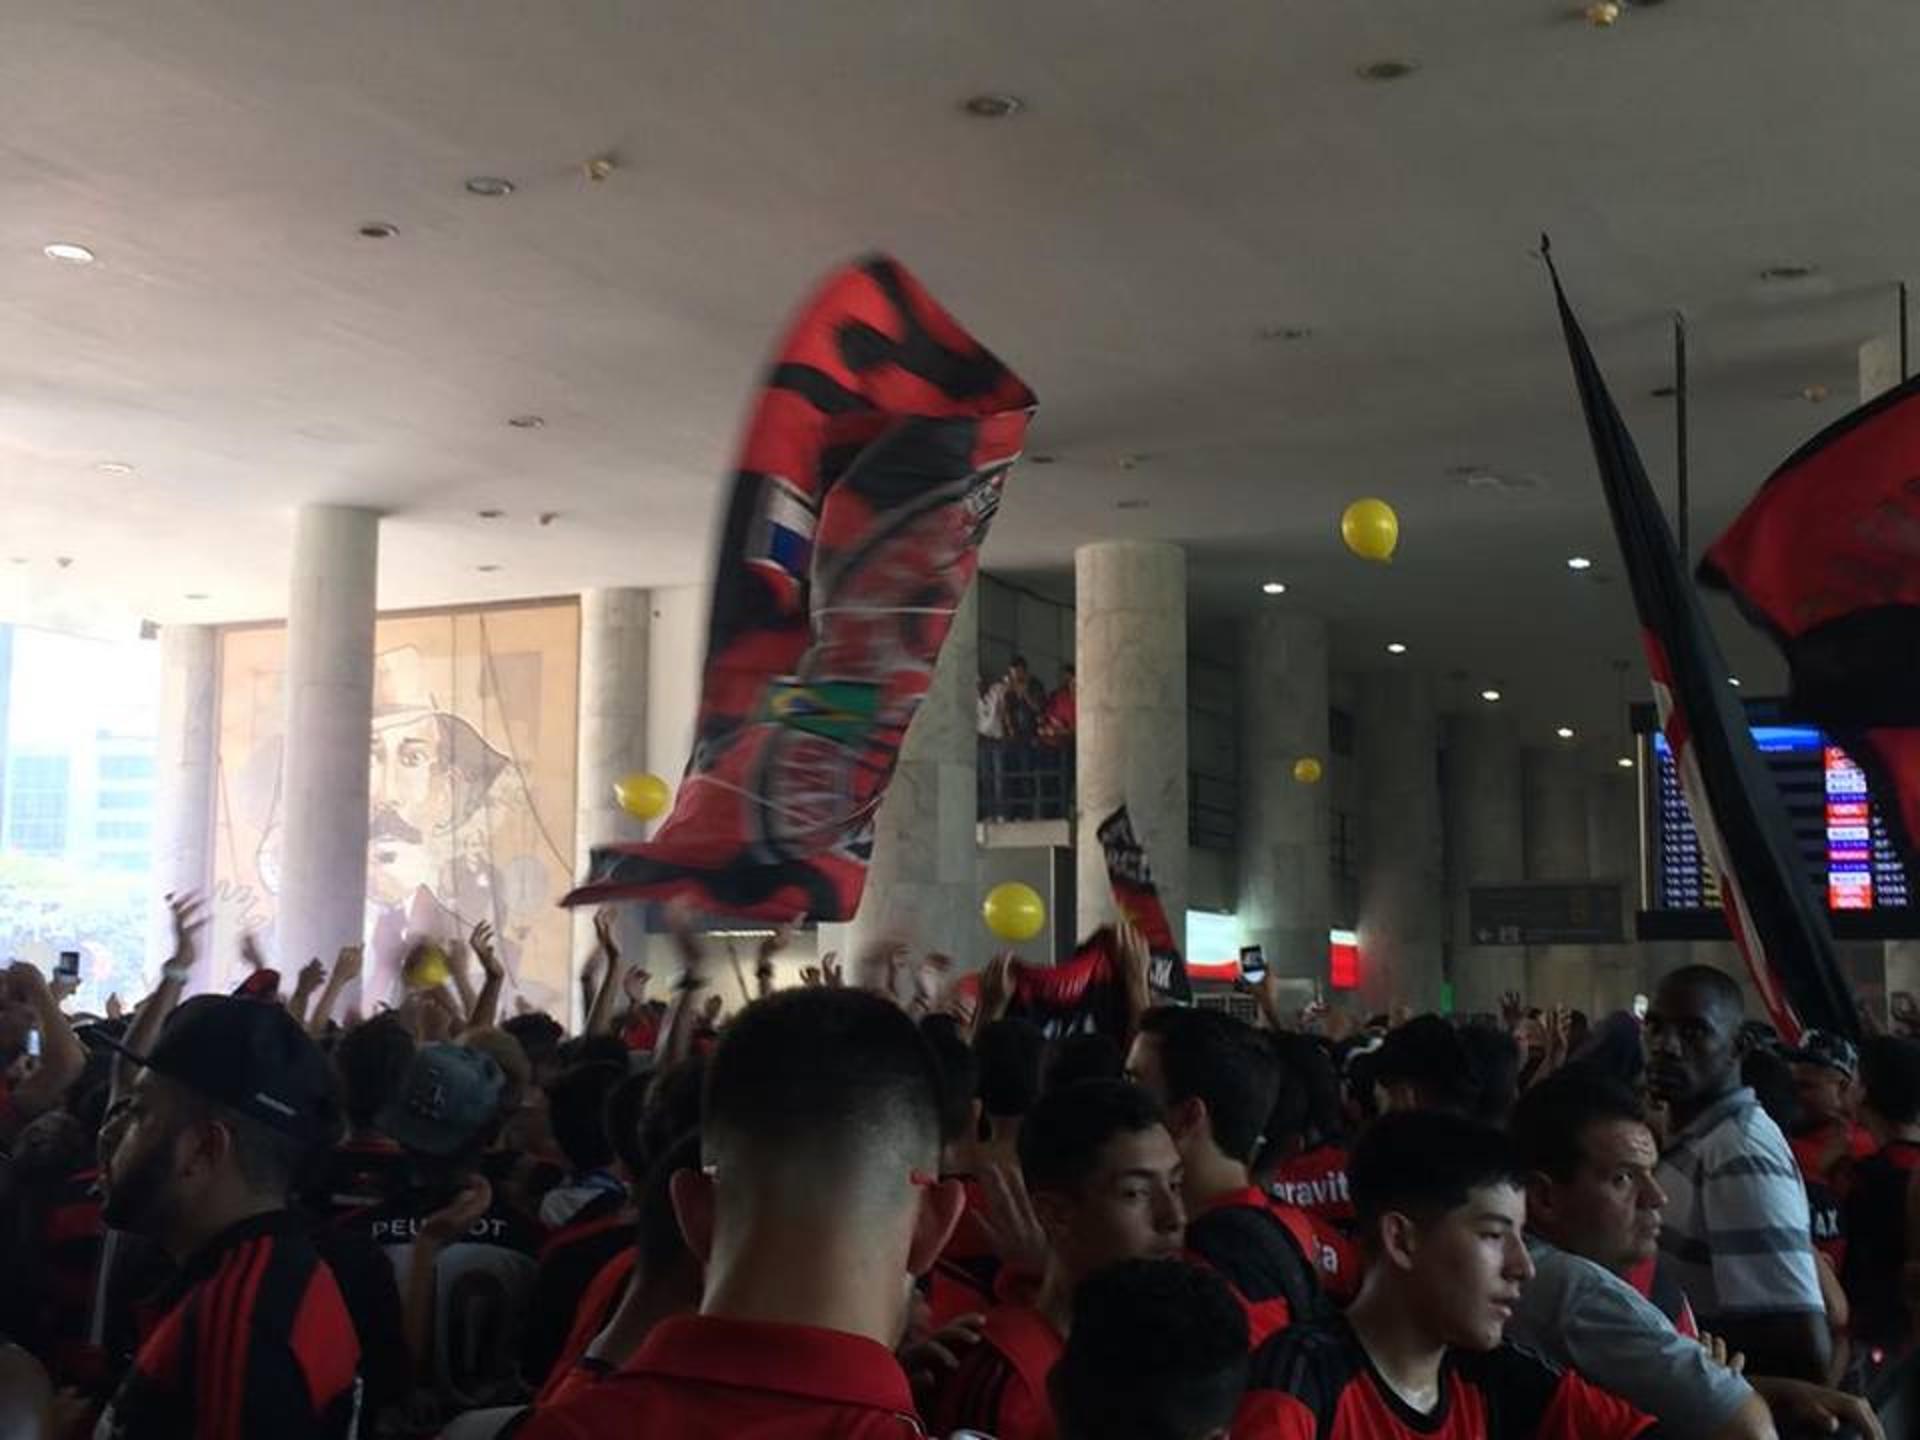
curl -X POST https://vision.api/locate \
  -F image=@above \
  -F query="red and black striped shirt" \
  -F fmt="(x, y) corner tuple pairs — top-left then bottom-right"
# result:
(96, 1210), (362, 1440)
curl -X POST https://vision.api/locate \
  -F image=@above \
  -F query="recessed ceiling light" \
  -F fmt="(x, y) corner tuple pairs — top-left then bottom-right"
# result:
(477, 508), (505, 519)
(358, 222), (400, 240)
(1584, 1), (1622, 26)
(1481, 688), (1503, 704)
(476, 563), (502, 573)
(1567, 555), (1594, 571)
(1617, 755), (1636, 769)
(1257, 325), (1314, 342)
(43, 242), (95, 264)
(1759, 264), (1816, 283)
(1801, 383), (1830, 404)
(962, 94), (1023, 118)
(1728, 676), (1742, 688)
(183, 592), (208, 601)
(1386, 642), (1408, 655)
(1261, 581), (1287, 596)
(1556, 726), (1576, 740)
(1356, 59), (1417, 81)
(95, 461), (135, 476)
(464, 176), (515, 197)
(507, 414), (545, 429)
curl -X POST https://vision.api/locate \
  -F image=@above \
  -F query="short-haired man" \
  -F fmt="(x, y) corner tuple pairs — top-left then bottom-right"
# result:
(1235, 1111), (1653, 1440)
(1049, 1258), (1247, 1440)
(1646, 966), (1829, 1381)
(94, 996), (363, 1439)
(1371, 1015), (1481, 1118)
(1509, 1074), (1879, 1440)
(925, 1078), (1185, 1440)
(518, 988), (967, 1438)
(1127, 1007), (1338, 1344)
(1842, 1035), (1920, 1370)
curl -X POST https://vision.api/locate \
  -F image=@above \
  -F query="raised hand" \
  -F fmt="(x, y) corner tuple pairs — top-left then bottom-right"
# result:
(333, 944), (364, 986)
(470, 919), (504, 978)
(979, 951), (1016, 1027)
(239, 930), (267, 973)
(105, 992), (124, 1021)
(295, 958), (327, 996)
(164, 892), (208, 976)
(592, 907), (619, 965)
(821, 952), (844, 989)
(1500, 990), (1524, 1032)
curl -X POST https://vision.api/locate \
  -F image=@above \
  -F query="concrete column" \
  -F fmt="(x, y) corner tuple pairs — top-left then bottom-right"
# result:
(1444, 713), (1525, 1017)
(846, 585), (981, 976)
(1076, 542), (1188, 937)
(148, 625), (218, 977)
(574, 589), (650, 1021)
(277, 506), (379, 980)
(1523, 744), (1594, 1011)
(1586, 760), (1646, 1014)
(1354, 670), (1444, 1013)
(1237, 613), (1330, 981)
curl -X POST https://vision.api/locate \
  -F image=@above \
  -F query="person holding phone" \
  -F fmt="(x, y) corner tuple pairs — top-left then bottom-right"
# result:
(0, 959), (86, 1146)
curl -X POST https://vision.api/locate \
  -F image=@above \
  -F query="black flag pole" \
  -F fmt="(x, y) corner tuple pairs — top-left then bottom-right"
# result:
(1674, 311), (1689, 560)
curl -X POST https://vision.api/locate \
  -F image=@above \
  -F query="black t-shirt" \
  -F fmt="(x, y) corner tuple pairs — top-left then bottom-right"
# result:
(1842, 1139), (1920, 1353)
(96, 1211), (362, 1440)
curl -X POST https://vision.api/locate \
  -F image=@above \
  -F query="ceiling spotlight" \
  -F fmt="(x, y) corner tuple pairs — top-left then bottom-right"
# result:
(358, 222), (400, 240)
(1617, 755), (1636, 770)
(1261, 581), (1287, 596)
(1728, 676), (1742, 688)
(962, 94), (1023, 118)
(43, 242), (96, 264)
(1584, 1), (1622, 26)
(1556, 726), (1576, 740)
(1356, 59), (1417, 81)
(464, 176), (515, 197)
(1567, 555), (1594, 571)
(95, 461), (135, 476)
(1481, 688), (1503, 704)
(1386, 642), (1408, 655)
(1801, 383), (1830, 404)
(507, 414), (545, 429)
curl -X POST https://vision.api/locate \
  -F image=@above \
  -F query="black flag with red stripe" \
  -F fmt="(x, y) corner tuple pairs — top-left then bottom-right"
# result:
(1699, 377), (1920, 873)
(1545, 246), (1855, 1044)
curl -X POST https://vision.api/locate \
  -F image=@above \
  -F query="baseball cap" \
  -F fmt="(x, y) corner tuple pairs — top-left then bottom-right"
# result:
(1787, 1029), (1859, 1079)
(377, 1043), (506, 1159)
(107, 995), (337, 1146)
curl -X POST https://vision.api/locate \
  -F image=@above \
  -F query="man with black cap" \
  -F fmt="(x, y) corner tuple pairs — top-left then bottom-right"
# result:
(93, 994), (363, 1439)
(1784, 1028), (1873, 1274)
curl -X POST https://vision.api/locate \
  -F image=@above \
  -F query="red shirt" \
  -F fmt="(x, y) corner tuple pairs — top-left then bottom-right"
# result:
(923, 1304), (1062, 1440)
(1186, 1186), (1341, 1347)
(1792, 1122), (1876, 1270)
(1622, 1254), (1699, 1340)
(1236, 1317), (1655, 1440)
(1269, 1143), (1355, 1229)
(515, 1314), (926, 1439)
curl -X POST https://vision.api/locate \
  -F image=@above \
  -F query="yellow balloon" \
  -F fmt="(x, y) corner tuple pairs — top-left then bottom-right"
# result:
(1292, 757), (1324, 785)
(1341, 498), (1400, 563)
(983, 882), (1047, 942)
(403, 943), (450, 991)
(614, 771), (671, 821)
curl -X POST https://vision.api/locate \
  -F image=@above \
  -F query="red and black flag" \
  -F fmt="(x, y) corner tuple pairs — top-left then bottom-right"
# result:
(564, 256), (1036, 921)
(1699, 380), (1920, 870)
(1546, 247), (1855, 1044)
(1098, 805), (1193, 1002)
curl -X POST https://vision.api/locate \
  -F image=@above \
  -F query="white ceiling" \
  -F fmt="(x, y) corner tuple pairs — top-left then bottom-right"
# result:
(4, 0), (1918, 755)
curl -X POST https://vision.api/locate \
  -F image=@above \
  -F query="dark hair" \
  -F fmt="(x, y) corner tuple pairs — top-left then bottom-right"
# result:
(919, 1014), (979, 1144)
(1509, 1073), (1646, 1183)
(1045, 1033), (1125, 1092)
(1018, 1080), (1167, 1194)
(1741, 1047), (1801, 1134)
(1861, 1036), (1920, 1128)
(1457, 1024), (1522, 1127)
(333, 1015), (415, 1131)
(976, 1019), (1046, 1120)
(556, 1034), (630, 1072)
(1050, 1259), (1250, 1440)
(1659, 964), (1745, 1019)
(1372, 1016), (1480, 1114)
(1137, 1007), (1279, 1163)
(640, 1056), (707, 1172)
(1269, 1033), (1344, 1149)
(637, 1131), (700, 1281)
(702, 989), (944, 1176)
(1349, 1110), (1527, 1240)
(1010, 655), (1029, 669)
(602, 1070), (654, 1182)
(168, 1081), (312, 1199)
(547, 1062), (623, 1174)
(502, 1012), (566, 1067)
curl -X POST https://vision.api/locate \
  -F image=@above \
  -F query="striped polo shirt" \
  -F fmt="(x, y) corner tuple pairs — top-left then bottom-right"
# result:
(1654, 1086), (1823, 1323)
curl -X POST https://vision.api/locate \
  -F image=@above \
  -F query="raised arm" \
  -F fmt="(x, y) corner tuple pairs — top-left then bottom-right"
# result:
(306, 944), (362, 1036)
(2, 961), (86, 1139)
(467, 921), (506, 1031)
(112, 892), (203, 1103)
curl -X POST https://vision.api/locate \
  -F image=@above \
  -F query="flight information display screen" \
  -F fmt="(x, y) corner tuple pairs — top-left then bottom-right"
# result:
(1641, 711), (1915, 937)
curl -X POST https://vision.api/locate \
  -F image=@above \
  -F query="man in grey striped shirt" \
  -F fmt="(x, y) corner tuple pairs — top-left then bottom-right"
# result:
(1647, 965), (1829, 1382)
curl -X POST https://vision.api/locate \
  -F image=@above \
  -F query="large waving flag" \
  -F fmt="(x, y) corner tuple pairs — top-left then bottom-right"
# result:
(1545, 246), (1855, 1043)
(564, 255), (1036, 921)
(1699, 380), (1920, 871)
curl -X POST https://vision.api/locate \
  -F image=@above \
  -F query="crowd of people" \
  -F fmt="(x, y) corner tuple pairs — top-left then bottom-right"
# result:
(978, 657), (1076, 821)
(0, 887), (1915, 1438)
